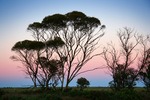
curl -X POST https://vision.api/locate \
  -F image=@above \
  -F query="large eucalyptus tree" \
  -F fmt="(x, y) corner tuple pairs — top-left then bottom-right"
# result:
(12, 11), (105, 89)
(41, 11), (105, 89)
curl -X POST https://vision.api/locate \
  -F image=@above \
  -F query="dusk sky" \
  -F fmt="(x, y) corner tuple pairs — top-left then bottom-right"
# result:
(0, 0), (150, 87)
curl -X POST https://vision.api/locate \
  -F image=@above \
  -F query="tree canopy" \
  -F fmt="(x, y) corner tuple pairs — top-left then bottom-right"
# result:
(12, 11), (105, 89)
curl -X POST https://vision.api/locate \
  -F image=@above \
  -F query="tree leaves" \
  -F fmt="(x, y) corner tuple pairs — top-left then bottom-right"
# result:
(42, 14), (67, 30)
(12, 37), (65, 51)
(27, 22), (43, 31)
(12, 40), (45, 50)
(77, 77), (90, 91)
(46, 37), (65, 48)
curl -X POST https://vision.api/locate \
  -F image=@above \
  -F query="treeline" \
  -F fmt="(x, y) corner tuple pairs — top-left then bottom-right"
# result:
(11, 11), (150, 91)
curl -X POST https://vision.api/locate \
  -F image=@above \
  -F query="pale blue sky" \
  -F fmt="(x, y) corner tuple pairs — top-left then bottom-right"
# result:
(0, 0), (150, 87)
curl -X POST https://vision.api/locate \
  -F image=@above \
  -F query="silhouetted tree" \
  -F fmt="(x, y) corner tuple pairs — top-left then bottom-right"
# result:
(140, 63), (150, 91)
(11, 40), (45, 87)
(77, 77), (90, 91)
(139, 35), (150, 91)
(12, 11), (105, 89)
(11, 38), (64, 88)
(103, 27), (141, 91)
(37, 57), (61, 89)
(109, 64), (138, 91)
(41, 11), (105, 89)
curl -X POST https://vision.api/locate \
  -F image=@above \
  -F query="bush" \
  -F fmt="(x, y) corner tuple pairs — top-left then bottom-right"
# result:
(113, 88), (141, 100)
(63, 89), (112, 100)
(65, 89), (82, 97)
(85, 91), (112, 100)
(45, 94), (62, 100)
(0, 89), (4, 97)
(63, 87), (72, 92)
(77, 77), (90, 91)
(9, 96), (25, 100)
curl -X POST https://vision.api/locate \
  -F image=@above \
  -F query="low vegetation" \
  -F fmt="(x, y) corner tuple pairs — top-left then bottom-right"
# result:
(0, 87), (150, 100)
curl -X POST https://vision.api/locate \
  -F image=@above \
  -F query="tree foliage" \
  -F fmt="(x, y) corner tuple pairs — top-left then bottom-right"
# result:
(140, 64), (150, 91)
(11, 11), (105, 89)
(103, 27), (141, 91)
(109, 64), (138, 91)
(77, 77), (90, 91)
(11, 37), (65, 88)
(12, 40), (45, 50)
(139, 36), (150, 91)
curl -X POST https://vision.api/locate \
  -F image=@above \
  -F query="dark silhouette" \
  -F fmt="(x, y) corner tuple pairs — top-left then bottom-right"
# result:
(103, 27), (141, 91)
(109, 64), (138, 91)
(11, 11), (105, 90)
(11, 38), (64, 88)
(46, 11), (105, 89)
(140, 63), (150, 91)
(139, 35), (150, 91)
(77, 77), (90, 91)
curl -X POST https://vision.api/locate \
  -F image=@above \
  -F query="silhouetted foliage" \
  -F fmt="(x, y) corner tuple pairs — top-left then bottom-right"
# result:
(103, 27), (141, 91)
(11, 38), (65, 88)
(138, 35), (150, 91)
(0, 89), (4, 97)
(12, 40), (45, 50)
(11, 11), (105, 89)
(113, 88), (141, 100)
(139, 64), (150, 91)
(77, 77), (90, 91)
(109, 64), (138, 91)
(46, 37), (65, 48)
(139, 49), (150, 91)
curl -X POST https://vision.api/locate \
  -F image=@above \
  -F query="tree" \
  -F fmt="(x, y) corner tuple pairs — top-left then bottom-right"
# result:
(11, 40), (45, 87)
(37, 57), (62, 89)
(12, 11), (105, 89)
(109, 64), (138, 91)
(77, 77), (90, 91)
(140, 63), (150, 91)
(41, 11), (105, 89)
(139, 35), (150, 91)
(11, 38), (64, 88)
(103, 27), (141, 91)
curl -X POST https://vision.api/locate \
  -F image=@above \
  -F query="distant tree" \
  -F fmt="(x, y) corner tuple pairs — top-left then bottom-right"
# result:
(139, 35), (150, 91)
(103, 27), (141, 91)
(140, 63), (150, 91)
(77, 77), (90, 91)
(109, 64), (138, 91)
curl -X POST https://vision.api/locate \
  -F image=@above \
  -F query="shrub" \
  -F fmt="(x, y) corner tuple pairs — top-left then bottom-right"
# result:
(139, 64), (150, 92)
(45, 94), (62, 100)
(9, 96), (25, 100)
(77, 77), (90, 91)
(63, 87), (72, 92)
(65, 89), (82, 97)
(113, 88), (141, 100)
(0, 89), (4, 97)
(86, 91), (112, 100)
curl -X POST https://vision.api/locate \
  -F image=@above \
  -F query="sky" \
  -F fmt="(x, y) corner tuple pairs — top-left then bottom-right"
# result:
(0, 0), (150, 87)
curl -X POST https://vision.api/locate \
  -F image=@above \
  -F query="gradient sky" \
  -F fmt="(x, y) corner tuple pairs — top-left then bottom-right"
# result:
(0, 0), (150, 87)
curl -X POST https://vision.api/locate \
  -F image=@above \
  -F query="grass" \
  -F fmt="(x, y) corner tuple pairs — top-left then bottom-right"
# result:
(0, 87), (149, 100)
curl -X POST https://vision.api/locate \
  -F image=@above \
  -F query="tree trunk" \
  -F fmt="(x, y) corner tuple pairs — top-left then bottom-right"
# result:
(61, 80), (64, 91)
(65, 81), (70, 90)
(46, 80), (49, 89)
(34, 81), (37, 88)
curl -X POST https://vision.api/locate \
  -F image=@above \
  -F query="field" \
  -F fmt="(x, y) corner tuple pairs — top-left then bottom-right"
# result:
(0, 87), (150, 100)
